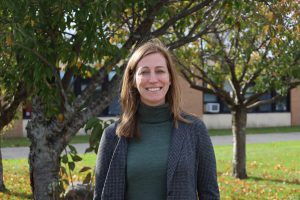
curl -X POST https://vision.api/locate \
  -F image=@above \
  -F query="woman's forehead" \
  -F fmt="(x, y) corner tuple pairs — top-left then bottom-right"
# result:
(136, 53), (167, 69)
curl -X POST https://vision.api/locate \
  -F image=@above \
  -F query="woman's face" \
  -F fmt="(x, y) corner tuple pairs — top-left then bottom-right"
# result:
(134, 52), (171, 106)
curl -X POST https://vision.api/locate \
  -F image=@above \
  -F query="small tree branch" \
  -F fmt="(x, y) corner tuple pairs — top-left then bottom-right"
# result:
(62, 71), (123, 144)
(244, 91), (266, 107)
(246, 94), (283, 109)
(189, 84), (216, 94)
(241, 67), (264, 95)
(215, 33), (242, 102)
(61, 68), (74, 91)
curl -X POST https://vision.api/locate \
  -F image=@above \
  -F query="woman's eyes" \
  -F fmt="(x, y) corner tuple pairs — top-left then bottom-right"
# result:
(139, 70), (166, 75)
(140, 71), (149, 75)
(156, 70), (166, 74)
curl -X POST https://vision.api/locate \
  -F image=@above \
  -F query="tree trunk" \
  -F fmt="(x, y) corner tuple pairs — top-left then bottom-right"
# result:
(27, 126), (64, 199)
(231, 106), (248, 179)
(0, 146), (6, 192)
(27, 97), (65, 200)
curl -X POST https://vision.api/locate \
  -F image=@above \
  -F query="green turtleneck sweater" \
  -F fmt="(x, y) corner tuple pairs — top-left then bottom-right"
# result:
(126, 103), (172, 200)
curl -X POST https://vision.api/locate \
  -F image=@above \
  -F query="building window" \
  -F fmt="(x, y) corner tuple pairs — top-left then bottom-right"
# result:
(204, 93), (218, 103)
(275, 98), (288, 112)
(203, 91), (290, 114)
(258, 93), (272, 112)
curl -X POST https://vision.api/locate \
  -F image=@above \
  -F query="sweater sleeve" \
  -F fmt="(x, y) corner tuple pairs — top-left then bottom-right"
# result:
(93, 123), (118, 200)
(195, 120), (220, 200)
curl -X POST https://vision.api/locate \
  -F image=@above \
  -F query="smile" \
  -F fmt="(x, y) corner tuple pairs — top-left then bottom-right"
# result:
(146, 87), (162, 92)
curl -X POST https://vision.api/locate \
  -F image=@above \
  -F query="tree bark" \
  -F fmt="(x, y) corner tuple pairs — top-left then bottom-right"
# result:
(0, 145), (6, 192)
(231, 106), (248, 179)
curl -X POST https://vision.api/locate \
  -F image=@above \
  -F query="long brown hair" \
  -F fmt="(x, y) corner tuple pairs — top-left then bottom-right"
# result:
(116, 39), (189, 138)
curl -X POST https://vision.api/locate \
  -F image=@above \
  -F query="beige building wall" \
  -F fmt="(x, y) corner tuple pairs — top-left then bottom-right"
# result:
(291, 86), (300, 126)
(179, 75), (203, 118)
(204, 113), (291, 129)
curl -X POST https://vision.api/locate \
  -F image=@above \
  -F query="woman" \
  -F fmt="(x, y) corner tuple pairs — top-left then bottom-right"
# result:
(93, 39), (220, 200)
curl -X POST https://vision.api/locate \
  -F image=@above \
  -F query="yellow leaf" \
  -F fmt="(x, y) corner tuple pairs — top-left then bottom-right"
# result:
(276, 24), (284, 32)
(6, 35), (13, 46)
(76, 61), (82, 68)
(249, 51), (261, 65)
(95, 63), (102, 69)
(250, 160), (258, 168)
(57, 113), (64, 122)
(109, 37), (116, 44)
(262, 25), (269, 34)
(274, 164), (282, 170)
(85, 71), (92, 78)
(271, 38), (279, 45)
(266, 11), (274, 22)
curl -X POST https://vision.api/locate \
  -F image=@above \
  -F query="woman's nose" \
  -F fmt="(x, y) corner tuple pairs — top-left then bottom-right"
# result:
(149, 72), (158, 82)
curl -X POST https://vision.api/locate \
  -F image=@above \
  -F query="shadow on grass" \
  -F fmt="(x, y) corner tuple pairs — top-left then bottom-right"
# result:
(249, 176), (300, 185)
(0, 189), (33, 199)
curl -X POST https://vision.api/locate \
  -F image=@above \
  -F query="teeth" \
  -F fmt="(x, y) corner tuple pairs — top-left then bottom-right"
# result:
(147, 87), (161, 92)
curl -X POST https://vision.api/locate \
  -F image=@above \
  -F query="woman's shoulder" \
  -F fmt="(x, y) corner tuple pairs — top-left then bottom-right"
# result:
(103, 121), (119, 139)
(179, 113), (210, 143)
(181, 112), (206, 125)
(180, 112), (207, 131)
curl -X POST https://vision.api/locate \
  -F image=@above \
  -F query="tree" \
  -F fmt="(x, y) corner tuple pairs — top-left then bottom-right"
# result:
(178, 0), (300, 179)
(0, 8), (30, 191)
(1, 0), (225, 198)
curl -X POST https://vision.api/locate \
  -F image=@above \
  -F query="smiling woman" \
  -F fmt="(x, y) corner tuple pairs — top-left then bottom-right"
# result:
(93, 39), (220, 200)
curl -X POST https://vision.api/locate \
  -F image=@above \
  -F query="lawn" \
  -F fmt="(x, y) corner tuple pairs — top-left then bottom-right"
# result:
(0, 135), (90, 148)
(0, 141), (299, 200)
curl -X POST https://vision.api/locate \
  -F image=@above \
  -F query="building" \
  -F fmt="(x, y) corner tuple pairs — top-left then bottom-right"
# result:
(178, 76), (300, 129)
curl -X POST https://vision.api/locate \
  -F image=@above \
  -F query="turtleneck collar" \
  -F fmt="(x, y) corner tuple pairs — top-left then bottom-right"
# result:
(138, 102), (172, 123)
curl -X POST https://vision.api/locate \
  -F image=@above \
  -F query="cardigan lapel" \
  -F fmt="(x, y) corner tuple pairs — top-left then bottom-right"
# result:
(166, 122), (188, 188)
(102, 136), (128, 199)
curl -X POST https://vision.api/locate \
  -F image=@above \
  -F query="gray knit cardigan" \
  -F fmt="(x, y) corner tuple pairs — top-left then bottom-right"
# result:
(93, 114), (220, 200)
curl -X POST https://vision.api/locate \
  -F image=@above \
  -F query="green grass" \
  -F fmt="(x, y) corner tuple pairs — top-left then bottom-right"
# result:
(1, 141), (299, 199)
(215, 141), (300, 199)
(0, 135), (90, 148)
(1, 126), (300, 148)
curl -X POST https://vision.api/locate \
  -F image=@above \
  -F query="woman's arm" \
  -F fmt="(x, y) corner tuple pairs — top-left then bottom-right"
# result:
(195, 120), (220, 200)
(93, 124), (118, 200)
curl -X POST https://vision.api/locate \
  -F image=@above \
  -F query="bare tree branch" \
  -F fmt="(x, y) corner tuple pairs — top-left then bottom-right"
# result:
(152, 0), (218, 37)
(0, 82), (28, 131)
(246, 94), (283, 109)
(244, 91), (266, 107)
